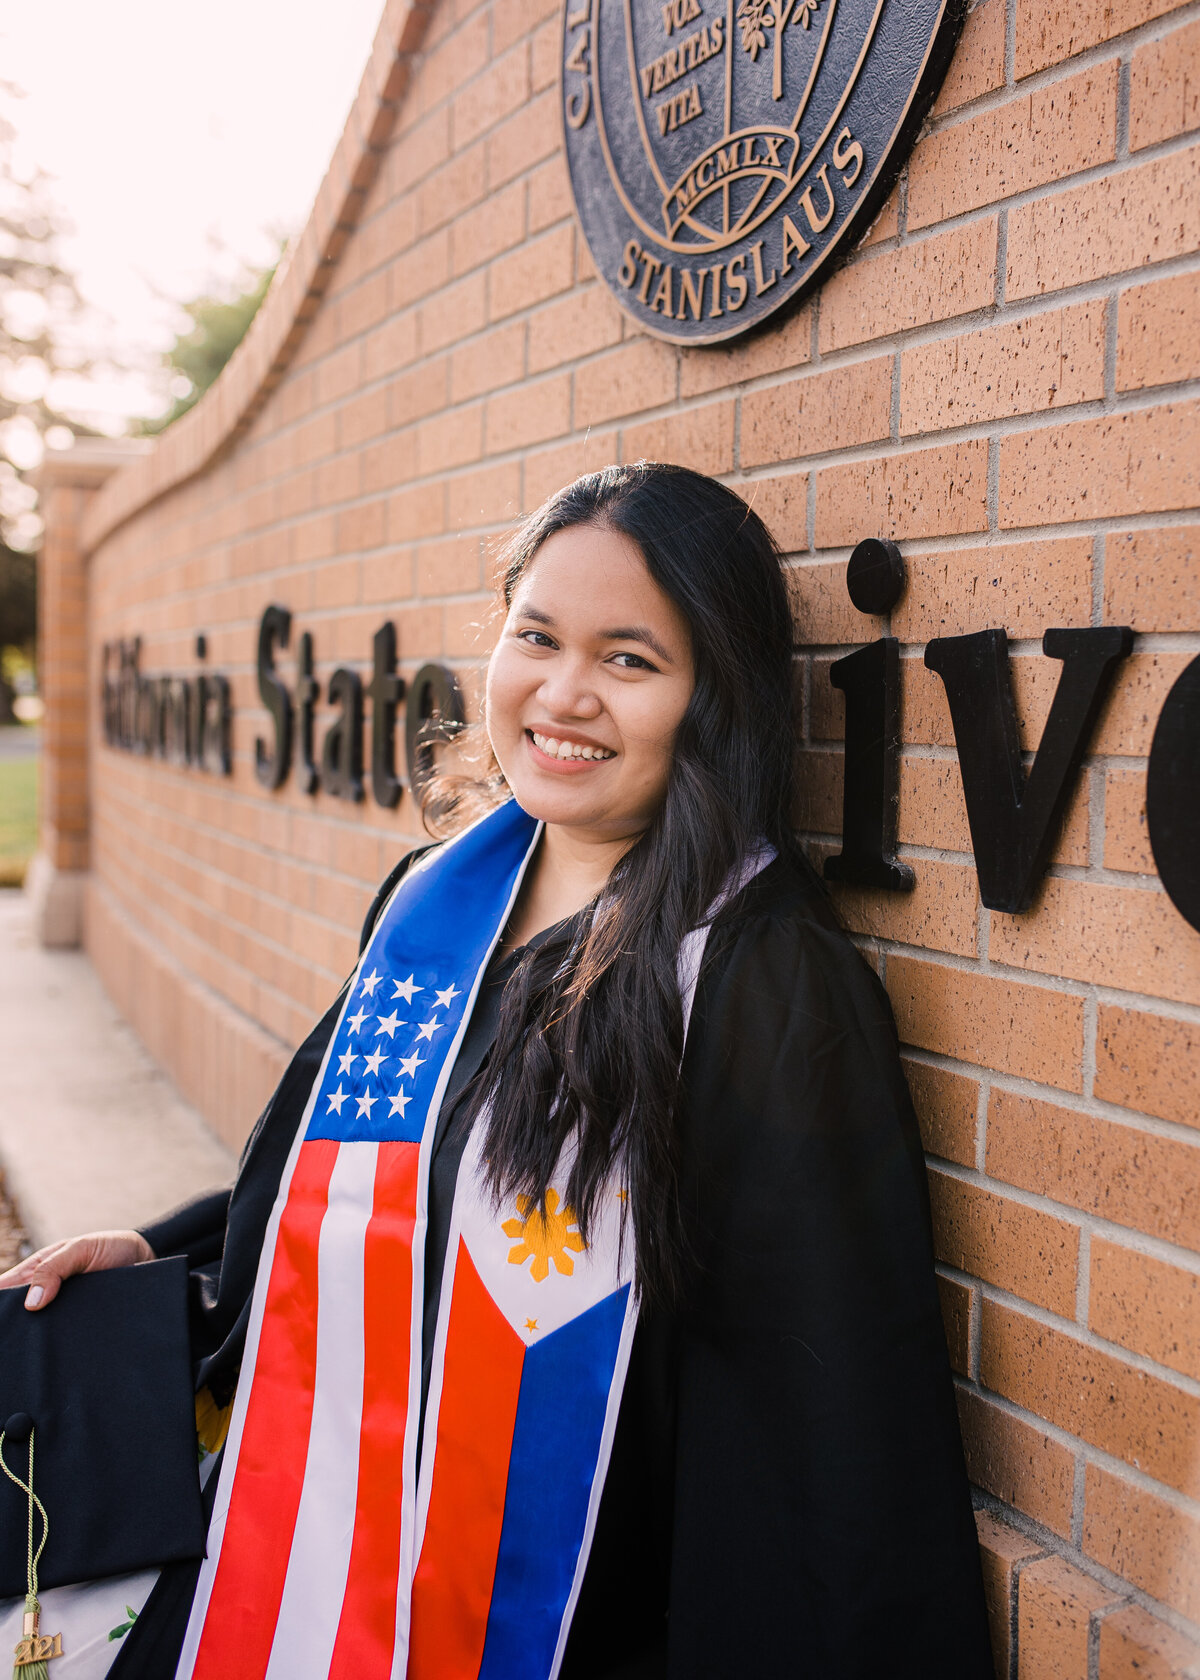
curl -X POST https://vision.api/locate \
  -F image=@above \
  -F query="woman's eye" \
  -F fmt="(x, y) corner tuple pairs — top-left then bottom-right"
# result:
(517, 629), (556, 648)
(609, 651), (658, 671)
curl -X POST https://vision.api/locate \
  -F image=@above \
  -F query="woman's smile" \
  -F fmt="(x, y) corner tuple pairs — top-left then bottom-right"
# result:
(525, 728), (618, 769)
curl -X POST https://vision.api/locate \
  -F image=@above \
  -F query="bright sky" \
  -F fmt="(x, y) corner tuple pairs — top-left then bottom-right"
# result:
(1, 0), (385, 429)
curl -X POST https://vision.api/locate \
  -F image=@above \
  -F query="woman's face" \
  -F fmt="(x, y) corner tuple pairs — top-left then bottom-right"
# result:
(486, 523), (695, 845)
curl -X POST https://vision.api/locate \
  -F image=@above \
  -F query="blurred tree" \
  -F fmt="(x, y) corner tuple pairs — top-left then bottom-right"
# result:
(140, 259), (275, 434)
(0, 83), (96, 719)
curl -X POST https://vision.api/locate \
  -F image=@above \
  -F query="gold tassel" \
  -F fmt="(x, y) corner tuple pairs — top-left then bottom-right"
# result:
(0, 1428), (61, 1674)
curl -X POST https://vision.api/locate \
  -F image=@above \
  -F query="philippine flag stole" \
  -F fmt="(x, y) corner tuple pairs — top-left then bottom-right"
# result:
(176, 798), (749, 1680)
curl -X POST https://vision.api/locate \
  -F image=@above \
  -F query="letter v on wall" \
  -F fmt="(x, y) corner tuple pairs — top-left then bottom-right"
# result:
(924, 627), (1134, 913)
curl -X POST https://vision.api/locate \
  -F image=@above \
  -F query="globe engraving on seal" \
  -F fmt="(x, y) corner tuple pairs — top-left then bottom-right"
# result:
(561, 0), (966, 345)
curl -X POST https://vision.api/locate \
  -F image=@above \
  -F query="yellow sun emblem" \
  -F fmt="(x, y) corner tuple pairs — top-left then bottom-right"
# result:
(503, 1190), (586, 1282)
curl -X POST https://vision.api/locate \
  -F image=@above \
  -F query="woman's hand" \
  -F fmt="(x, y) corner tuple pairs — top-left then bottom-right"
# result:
(0, 1230), (155, 1309)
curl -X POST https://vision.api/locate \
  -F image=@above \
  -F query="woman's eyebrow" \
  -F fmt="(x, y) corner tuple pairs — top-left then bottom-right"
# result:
(601, 625), (673, 663)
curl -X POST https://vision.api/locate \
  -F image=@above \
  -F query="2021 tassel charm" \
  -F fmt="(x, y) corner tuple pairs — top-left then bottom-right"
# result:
(1, 1417), (62, 1676)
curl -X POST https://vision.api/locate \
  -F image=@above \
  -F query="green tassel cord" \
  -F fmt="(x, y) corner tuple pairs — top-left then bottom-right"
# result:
(0, 1428), (60, 1676)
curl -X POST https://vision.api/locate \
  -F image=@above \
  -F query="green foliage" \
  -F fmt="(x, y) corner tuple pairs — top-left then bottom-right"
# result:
(0, 544), (34, 648)
(0, 755), (37, 886)
(140, 262), (275, 435)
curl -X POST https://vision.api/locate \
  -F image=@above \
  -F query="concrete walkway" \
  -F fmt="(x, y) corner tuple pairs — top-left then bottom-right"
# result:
(0, 892), (235, 1249)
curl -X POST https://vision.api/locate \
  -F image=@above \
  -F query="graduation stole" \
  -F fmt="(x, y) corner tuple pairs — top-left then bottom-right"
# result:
(177, 800), (762, 1680)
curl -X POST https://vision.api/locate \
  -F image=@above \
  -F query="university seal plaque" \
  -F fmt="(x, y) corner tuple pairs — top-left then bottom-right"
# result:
(561, 0), (965, 344)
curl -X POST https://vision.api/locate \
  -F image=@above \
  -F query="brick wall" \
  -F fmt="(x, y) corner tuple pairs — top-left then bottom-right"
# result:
(52, 0), (1200, 1670)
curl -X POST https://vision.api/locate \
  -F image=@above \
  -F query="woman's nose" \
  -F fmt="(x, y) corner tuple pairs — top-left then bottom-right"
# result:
(536, 659), (602, 718)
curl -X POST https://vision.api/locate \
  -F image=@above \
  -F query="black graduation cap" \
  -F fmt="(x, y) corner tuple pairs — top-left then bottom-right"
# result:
(0, 1258), (207, 1598)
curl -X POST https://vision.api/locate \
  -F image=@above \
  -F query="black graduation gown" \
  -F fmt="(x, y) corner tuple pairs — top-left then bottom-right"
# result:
(114, 851), (993, 1679)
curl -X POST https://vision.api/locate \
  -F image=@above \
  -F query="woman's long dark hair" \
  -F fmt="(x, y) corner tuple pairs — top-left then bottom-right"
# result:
(441, 462), (801, 1304)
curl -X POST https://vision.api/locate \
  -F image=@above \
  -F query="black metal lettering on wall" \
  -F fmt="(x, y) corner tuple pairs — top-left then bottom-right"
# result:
(102, 613), (464, 810)
(561, 0), (966, 345)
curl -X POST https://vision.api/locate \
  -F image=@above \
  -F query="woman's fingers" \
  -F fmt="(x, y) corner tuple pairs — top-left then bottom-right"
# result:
(0, 1230), (154, 1309)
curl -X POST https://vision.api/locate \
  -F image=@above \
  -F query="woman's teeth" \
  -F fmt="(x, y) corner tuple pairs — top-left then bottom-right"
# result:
(531, 731), (615, 762)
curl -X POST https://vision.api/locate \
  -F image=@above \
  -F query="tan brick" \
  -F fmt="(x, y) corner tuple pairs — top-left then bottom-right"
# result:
(990, 877), (1200, 1007)
(859, 186), (899, 247)
(492, 0), (557, 55)
(984, 1299), (1200, 1497)
(522, 431), (619, 510)
(957, 1387), (1076, 1535)
(442, 596), (497, 658)
(1096, 651), (1193, 757)
(909, 61), (1118, 230)
(362, 430), (418, 495)
(903, 1055), (980, 1166)
(489, 224), (576, 323)
(1117, 273), (1200, 393)
(527, 287), (624, 376)
(900, 303), (1107, 435)
(896, 754), (973, 851)
(1090, 1238), (1200, 1386)
(887, 954), (1085, 1089)
(528, 154), (574, 236)
(485, 373), (571, 454)
(574, 339), (677, 427)
(417, 5), (487, 96)
(530, 17), (559, 93)
(337, 497), (387, 554)
(816, 440), (990, 548)
(928, 1169), (1080, 1313)
(933, 0), (1007, 116)
(792, 745), (842, 834)
(390, 229), (451, 314)
(1018, 1553), (1119, 1680)
(679, 305), (812, 398)
(449, 320), (525, 405)
(742, 359), (892, 468)
(1015, 0), (1181, 78)
(987, 1086), (1200, 1246)
(1085, 1463), (1200, 1624)
(1103, 528), (1200, 632)
(486, 89), (559, 189)
(788, 559), (874, 644)
(938, 1272), (974, 1374)
(624, 402), (736, 475)
(416, 142), (488, 238)
(415, 403), (484, 474)
(419, 271), (488, 355)
(417, 535), (481, 598)
(451, 44), (529, 151)
(1096, 1003), (1200, 1130)
(976, 1510), (1047, 1678)
(448, 180), (527, 279)
(745, 474), (808, 555)
(830, 859), (980, 958)
(1131, 17), (1200, 151)
(1099, 1604), (1200, 1680)
(389, 358), (452, 429)
(1102, 766), (1151, 874)
(1007, 148), (1200, 299)
(446, 460), (521, 531)
(999, 403), (1200, 528)
(892, 538), (1094, 644)
(819, 219), (998, 353)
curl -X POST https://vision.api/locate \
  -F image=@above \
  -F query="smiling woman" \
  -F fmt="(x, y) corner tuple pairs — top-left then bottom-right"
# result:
(1, 464), (993, 1680)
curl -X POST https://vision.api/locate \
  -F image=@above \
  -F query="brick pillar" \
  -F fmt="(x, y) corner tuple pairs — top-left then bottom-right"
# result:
(26, 441), (148, 946)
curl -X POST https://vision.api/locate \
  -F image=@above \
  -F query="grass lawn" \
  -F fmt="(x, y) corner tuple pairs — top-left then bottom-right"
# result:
(0, 756), (37, 888)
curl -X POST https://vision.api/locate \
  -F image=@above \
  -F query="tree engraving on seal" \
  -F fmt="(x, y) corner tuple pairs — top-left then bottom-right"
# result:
(561, 0), (966, 345)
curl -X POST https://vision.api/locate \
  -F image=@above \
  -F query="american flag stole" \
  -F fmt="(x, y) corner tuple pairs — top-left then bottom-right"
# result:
(175, 800), (637, 1680)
